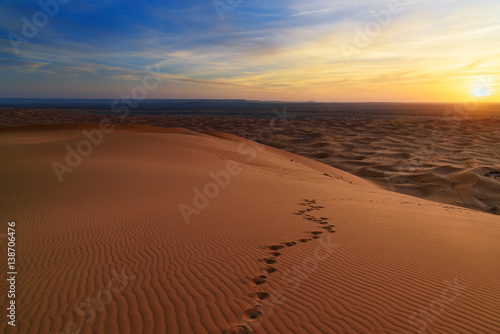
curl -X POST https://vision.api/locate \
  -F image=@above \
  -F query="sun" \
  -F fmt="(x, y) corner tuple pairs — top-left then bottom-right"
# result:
(470, 76), (495, 98)
(472, 85), (492, 98)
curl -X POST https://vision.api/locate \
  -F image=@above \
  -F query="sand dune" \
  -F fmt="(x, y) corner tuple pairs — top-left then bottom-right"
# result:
(265, 117), (500, 214)
(2, 108), (498, 215)
(1, 124), (499, 333)
(128, 115), (500, 215)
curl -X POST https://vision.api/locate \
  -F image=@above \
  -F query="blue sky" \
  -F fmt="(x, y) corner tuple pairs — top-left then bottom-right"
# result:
(0, 0), (499, 101)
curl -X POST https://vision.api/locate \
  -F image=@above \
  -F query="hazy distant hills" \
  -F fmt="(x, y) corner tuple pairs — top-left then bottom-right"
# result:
(0, 99), (498, 116)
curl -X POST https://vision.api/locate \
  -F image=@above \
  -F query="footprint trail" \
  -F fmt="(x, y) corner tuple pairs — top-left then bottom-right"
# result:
(221, 199), (335, 333)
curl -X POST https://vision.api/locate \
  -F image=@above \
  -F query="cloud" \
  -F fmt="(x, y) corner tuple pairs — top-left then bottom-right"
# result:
(0, 0), (499, 101)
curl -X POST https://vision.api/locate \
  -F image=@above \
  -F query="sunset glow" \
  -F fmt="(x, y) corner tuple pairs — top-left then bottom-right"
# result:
(1, 0), (499, 102)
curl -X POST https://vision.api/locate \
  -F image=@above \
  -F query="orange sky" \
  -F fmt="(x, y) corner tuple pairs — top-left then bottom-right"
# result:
(1, 0), (499, 102)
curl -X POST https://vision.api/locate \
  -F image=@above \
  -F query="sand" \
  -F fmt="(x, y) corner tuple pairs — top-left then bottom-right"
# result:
(1, 108), (498, 215)
(0, 123), (499, 333)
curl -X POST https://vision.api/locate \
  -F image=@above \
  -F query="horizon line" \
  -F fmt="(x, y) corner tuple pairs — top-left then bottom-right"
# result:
(1, 98), (499, 105)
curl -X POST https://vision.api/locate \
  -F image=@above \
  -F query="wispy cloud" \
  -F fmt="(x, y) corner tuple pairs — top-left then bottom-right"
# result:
(0, 0), (499, 101)
(289, 6), (343, 17)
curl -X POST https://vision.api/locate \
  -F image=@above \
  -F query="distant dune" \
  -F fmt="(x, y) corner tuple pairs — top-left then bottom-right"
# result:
(1, 124), (499, 333)
(266, 117), (500, 215)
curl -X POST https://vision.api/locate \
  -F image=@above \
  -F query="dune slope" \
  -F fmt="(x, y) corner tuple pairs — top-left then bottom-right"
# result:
(0, 124), (499, 334)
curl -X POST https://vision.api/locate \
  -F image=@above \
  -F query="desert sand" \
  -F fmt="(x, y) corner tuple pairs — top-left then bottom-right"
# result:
(1, 108), (499, 215)
(0, 123), (499, 333)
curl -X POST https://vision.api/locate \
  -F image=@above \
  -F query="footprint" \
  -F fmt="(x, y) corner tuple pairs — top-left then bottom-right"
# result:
(310, 231), (323, 236)
(261, 257), (277, 264)
(299, 238), (310, 243)
(270, 252), (281, 257)
(284, 241), (296, 247)
(242, 305), (264, 322)
(268, 245), (285, 251)
(250, 275), (267, 285)
(252, 289), (270, 301)
(264, 266), (277, 274)
(311, 236), (320, 239)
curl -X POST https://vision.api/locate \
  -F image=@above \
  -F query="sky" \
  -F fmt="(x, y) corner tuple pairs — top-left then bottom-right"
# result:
(0, 0), (499, 102)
